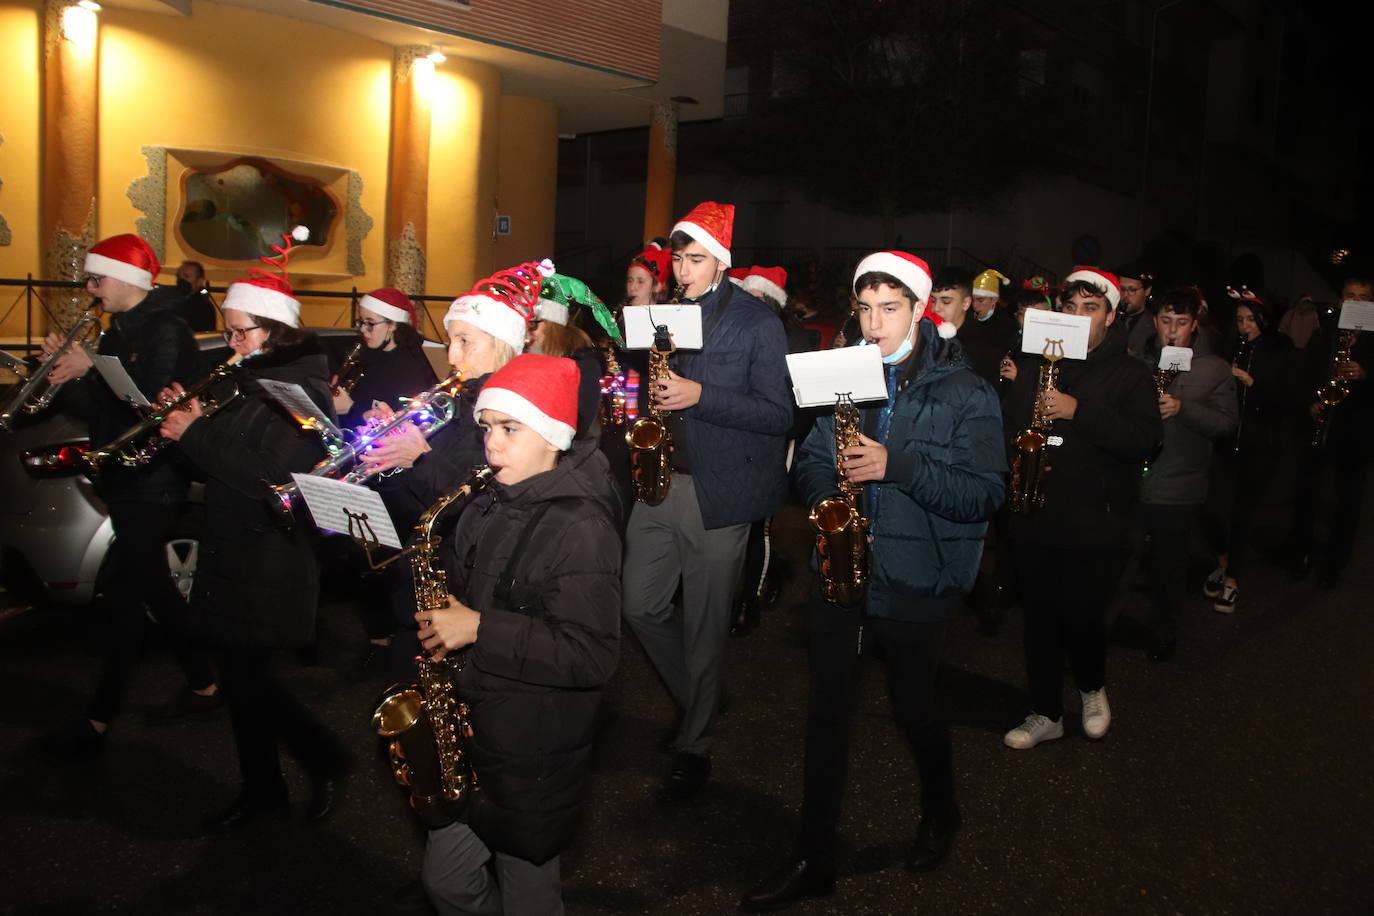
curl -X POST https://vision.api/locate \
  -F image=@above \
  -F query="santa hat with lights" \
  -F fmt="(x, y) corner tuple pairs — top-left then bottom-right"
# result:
(473, 353), (579, 451)
(222, 226), (309, 327)
(672, 201), (735, 266)
(84, 234), (159, 291)
(359, 287), (416, 324)
(444, 259), (553, 353)
(1064, 266), (1122, 310)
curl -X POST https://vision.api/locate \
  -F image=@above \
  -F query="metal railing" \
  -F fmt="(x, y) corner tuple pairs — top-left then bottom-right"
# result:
(0, 277), (460, 350)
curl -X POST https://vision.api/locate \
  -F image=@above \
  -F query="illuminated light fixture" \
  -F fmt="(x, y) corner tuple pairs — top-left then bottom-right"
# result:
(427, 47), (446, 63)
(61, 1), (99, 43)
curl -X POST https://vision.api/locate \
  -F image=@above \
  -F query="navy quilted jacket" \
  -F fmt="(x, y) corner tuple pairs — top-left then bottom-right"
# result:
(795, 319), (1006, 621)
(655, 281), (793, 528)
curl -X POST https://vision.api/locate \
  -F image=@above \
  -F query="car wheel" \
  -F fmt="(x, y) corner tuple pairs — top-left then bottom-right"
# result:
(165, 537), (199, 601)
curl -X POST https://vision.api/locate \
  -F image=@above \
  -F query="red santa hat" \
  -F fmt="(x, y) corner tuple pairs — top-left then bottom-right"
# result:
(222, 226), (309, 326)
(444, 259), (554, 353)
(672, 201), (735, 266)
(628, 246), (673, 286)
(473, 353), (579, 451)
(852, 251), (955, 339)
(1064, 266), (1122, 310)
(84, 234), (159, 291)
(1226, 285), (1263, 306)
(359, 287), (416, 324)
(741, 266), (788, 306)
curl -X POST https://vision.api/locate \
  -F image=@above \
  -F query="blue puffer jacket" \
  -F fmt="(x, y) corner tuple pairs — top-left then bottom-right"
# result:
(653, 281), (794, 529)
(795, 319), (1006, 622)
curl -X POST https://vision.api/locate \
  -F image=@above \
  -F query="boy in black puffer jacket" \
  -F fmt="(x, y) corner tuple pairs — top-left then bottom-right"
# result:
(417, 353), (621, 916)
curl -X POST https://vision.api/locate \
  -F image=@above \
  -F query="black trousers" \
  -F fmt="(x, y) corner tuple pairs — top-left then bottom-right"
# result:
(87, 500), (215, 724)
(1290, 445), (1371, 575)
(1141, 503), (1195, 641)
(1014, 542), (1129, 721)
(797, 586), (953, 864)
(1203, 446), (1276, 578)
(216, 646), (345, 802)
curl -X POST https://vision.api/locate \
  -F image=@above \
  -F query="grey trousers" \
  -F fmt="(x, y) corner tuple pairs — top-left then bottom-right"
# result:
(622, 475), (750, 756)
(421, 822), (563, 916)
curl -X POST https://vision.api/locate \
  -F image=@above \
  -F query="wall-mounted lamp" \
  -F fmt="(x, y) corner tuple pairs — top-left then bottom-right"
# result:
(426, 47), (446, 63)
(77, 0), (102, 10)
(61, 0), (100, 44)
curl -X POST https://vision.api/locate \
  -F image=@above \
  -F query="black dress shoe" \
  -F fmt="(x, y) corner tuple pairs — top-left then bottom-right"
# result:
(739, 859), (835, 912)
(202, 794), (290, 834)
(1147, 637), (1177, 663)
(660, 752), (710, 801)
(906, 808), (961, 872)
(729, 600), (759, 637)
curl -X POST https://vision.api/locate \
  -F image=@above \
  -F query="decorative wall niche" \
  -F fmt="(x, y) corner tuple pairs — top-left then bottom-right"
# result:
(128, 146), (373, 279)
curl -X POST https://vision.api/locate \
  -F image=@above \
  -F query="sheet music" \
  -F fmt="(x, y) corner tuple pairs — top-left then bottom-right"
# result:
(290, 473), (402, 548)
(785, 346), (888, 408)
(1159, 346), (1193, 371)
(90, 355), (152, 407)
(1021, 310), (1091, 360)
(622, 305), (703, 350)
(1338, 300), (1374, 331)
(257, 379), (344, 443)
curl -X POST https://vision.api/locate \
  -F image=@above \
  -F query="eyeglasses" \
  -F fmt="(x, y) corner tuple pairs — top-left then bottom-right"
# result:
(222, 326), (262, 342)
(84, 275), (105, 287)
(354, 319), (392, 330)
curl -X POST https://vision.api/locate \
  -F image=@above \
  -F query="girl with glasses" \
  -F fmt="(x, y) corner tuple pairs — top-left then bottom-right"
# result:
(333, 288), (437, 430)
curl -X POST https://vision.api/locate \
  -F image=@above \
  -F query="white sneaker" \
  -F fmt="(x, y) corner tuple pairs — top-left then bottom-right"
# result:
(1213, 583), (1238, 613)
(1003, 713), (1064, 750)
(1080, 688), (1111, 739)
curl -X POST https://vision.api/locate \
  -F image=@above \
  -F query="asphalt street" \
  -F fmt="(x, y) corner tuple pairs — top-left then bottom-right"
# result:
(1, 498), (1371, 915)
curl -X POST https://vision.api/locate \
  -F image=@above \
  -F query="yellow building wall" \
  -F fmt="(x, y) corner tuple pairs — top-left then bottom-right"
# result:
(493, 96), (558, 271)
(424, 56), (501, 332)
(0, 2), (43, 334)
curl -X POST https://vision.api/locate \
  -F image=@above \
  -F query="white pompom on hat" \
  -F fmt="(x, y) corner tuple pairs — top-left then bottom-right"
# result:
(84, 234), (159, 291)
(1064, 266), (1122, 310)
(474, 353), (579, 451)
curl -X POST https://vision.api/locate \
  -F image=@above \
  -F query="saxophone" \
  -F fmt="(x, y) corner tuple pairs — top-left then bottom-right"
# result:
(626, 324), (675, 505)
(1009, 339), (1065, 514)
(1141, 362), (1181, 477)
(372, 466), (495, 829)
(1312, 329), (1357, 449)
(809, 393), (869, 607)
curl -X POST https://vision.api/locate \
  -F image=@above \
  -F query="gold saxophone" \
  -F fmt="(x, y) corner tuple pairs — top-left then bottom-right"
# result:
(83, 354), (246, 470)
(809, 393), (869, 607)
(1009, 339), (1065, 514)
(0, 308), (102, 432)
(626, 324), (675, 505)
(373, 466), (495, 829)
(1312, 329), (1356, 449)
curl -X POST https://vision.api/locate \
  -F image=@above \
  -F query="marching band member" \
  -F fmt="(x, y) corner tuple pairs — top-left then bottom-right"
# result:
(333, 287), (437, 429)
(1001, 268), (1160, 750)
(741, 251), (1004, 911)
(363, 263), (542, 678)
(415, 354), (620, 915)
(1202, 290), (1297, 612)
(158, 240), (348, 832)
(624, 243), (672, 308)
(41, 234), (220, 762)
(1135, 288), (1238, 661)
(621, 202), (792, 800)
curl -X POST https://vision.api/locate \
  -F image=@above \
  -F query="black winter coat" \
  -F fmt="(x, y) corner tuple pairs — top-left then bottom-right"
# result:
(442, 440), (621, 864)
(177, 337), (333, 648)
(340, 342), (437, 430)
(1223, 332), (1300, 453)
(63, 287), (198, 504)
(1004, 324), (1162, 548)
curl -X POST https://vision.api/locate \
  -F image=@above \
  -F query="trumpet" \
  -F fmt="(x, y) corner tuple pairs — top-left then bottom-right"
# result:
(83, 355), (245, 470)
(0, 309), (101, 432)
(269, 369), (466, 522)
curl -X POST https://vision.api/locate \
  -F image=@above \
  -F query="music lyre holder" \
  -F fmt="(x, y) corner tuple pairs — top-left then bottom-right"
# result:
(345, 507), (414, 571)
